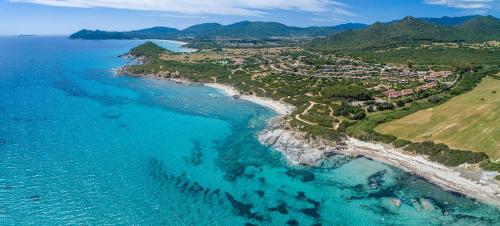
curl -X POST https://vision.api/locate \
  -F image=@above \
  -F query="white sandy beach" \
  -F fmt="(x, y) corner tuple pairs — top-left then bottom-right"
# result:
(205, 83), (295, 115)
(344, 138), (500, 207)
(146, 39), (197, 52)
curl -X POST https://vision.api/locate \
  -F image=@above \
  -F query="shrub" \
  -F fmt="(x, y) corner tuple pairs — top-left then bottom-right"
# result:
(380, 134), (397, 144)
(375, 102), (395, 111)
(428, 95), (444, 103)
(404, 141), (488, 167)
(351, 111), (366, 120)
(393, 139), (412, 148)
(480, 160), (500, 173)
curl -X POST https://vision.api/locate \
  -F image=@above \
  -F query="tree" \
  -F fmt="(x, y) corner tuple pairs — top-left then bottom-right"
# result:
(406, 60), (414, 69)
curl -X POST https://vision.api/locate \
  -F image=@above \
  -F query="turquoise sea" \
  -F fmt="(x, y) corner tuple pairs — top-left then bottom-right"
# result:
(0, 36), (498, 225)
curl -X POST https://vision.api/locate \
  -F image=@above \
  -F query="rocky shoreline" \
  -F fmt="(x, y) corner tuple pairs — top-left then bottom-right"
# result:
(259, 117), (500, 207)
(258, 117), (337, 165)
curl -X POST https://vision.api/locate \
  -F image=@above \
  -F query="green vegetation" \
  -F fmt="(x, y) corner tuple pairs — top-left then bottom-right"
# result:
(393, 139), (411, 148)
(346, 68), (500, 171)
(70, 21), (367, 40)
(403, 141), (488, 167)
(129, 42), (167, 58)
(70, 27), (179, 40)
(337, 47), (500, 67)
(323, 83), (373, 100)
(376, 77), (500, 161)
(310, 16), (500, 51)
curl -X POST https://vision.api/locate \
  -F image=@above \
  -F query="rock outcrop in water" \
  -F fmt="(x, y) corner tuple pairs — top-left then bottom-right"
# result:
(258, 117), (338, 166)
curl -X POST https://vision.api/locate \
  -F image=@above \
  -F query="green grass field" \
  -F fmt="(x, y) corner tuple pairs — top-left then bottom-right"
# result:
(376, 78), (500, 161)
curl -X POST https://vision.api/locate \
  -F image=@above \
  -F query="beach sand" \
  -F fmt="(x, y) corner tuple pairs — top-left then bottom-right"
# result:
(205, 83), (294, 115)
(345, 138), (500, 207)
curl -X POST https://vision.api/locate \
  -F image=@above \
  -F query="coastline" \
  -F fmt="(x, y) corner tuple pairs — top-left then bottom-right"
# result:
(146, 39), (197, 52)
(344, 138), (500, 207)
(117, 55), (499, 208)
(130, 72), (500, 207)
(259, 120), (500, 207)
(204, 83), (294, 115)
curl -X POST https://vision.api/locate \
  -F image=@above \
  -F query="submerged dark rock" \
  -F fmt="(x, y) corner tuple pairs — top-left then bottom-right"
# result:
(255, 190), (265, 198)
(52, 80), (88, 97)
(306, 198), (320, 207)
(148, 158), (166, 180)
(223, 163), (246, 182)
(185, 139), (204, 166)
(180, 182), (189, 190)
(367, 170), (387, 188)
(367, 188), (397, 199)
(269, 201), (288, 214)
(352, 184), (365, 192)
(300, 207), (320, 218)
(225, 192), (264, 221)
(286, 219), (299, 225)
(295, 192), (321, 219)
(296, 191), (306, 199)
(286, 169), (315, 182)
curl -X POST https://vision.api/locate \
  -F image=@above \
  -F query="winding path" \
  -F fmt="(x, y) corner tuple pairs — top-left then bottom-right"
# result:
(295, 101), (342, 129)
(295, 101), (318, 126)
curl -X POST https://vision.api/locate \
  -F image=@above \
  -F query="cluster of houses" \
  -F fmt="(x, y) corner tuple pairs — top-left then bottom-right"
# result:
(424, 71), (452, 81)
(308, 63), (453, 85)
(383, 89), (414, 99)
(216, 50), (453, 101)
(381, 68), (451, 81)
(315, 64), (380, 80)
(383, 82), (438, 99)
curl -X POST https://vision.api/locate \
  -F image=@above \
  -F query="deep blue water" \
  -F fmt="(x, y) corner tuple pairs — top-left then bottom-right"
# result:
(0, 36), (498, 225)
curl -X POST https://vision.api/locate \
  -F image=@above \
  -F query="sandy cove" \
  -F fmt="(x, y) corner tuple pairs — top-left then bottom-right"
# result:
(205, 83), (294, 115)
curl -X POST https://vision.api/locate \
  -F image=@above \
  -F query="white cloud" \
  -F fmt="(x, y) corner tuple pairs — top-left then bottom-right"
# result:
(423, 0), (495, 9)
(10, 0), (355, 17)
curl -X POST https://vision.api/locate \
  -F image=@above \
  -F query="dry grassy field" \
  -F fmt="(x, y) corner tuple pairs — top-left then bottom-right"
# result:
(159, 47), (297, 63)
(376, 77), (500, 161)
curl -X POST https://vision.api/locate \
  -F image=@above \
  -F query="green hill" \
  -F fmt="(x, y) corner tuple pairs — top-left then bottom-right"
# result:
(456, 16), (500, 41)
(69, 27), (180, 40)
(129, 41), (166, 58)
(310, 15), (500, 50)
(69, 21), (368, 40)
(417, 15), (482, 26)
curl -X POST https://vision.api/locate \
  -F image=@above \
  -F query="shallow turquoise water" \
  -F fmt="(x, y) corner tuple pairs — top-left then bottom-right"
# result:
(0, 36), (498, 225)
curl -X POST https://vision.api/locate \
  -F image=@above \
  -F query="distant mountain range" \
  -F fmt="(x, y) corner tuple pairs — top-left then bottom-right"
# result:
(69, 21), (368, 40)
(310, 15), (500, 50)
(69, 15), (500, 49)
(389, 15), (483, 26)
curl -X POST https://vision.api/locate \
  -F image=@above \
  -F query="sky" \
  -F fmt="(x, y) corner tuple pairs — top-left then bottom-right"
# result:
(0, 0), (499, 35)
